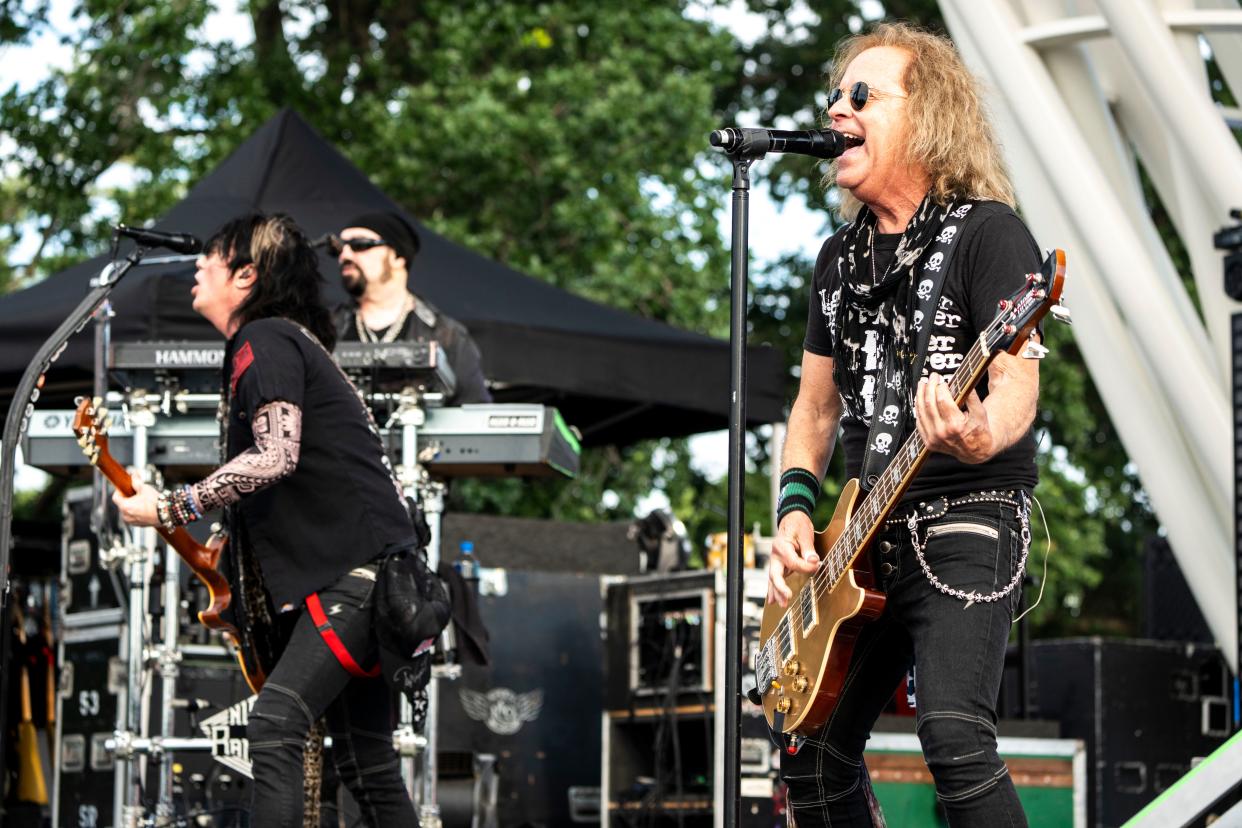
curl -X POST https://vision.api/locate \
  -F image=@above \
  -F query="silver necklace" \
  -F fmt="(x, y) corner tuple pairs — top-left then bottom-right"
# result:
(356, 293), (414, 343)
(870, 232), (879, 285)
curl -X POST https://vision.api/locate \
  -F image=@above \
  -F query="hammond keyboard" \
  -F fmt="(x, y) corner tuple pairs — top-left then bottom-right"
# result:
(23, 404), (579, 479)
(110, 340), (457, 396)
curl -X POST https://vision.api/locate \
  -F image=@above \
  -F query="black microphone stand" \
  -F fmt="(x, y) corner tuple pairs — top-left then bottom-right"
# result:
(722, 143), (763, 828)
(712, 126), (844, 826)
(0, 245), (148, 775)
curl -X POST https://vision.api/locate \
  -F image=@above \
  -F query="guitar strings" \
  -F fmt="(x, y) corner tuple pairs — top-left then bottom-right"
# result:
(768, 345), (987, 658)
(769, 345), (987, 658)
(771, 265), (1055, 656)
(768, 311), (1006, 657)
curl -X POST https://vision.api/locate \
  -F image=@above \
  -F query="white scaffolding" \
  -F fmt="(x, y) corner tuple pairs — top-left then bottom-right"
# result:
(938, 0), (1242, 670)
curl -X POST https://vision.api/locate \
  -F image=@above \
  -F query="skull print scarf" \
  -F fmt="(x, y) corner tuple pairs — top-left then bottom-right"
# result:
(831, 193), (970, 486)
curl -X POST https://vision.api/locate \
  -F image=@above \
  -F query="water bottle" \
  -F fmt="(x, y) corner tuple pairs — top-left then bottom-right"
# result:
(455, 540), (479, 581)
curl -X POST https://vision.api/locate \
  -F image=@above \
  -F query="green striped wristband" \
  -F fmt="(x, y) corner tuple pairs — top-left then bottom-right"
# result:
(777, 467), (821, 523)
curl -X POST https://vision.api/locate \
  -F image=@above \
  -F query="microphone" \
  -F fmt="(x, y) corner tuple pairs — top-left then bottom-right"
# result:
(709, 127), (847, 159)
(115, 225), (203, 255)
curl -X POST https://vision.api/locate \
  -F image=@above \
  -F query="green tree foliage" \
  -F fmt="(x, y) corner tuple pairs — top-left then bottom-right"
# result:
(0, 0), (1168, 636)
(3, 0), (735, 331)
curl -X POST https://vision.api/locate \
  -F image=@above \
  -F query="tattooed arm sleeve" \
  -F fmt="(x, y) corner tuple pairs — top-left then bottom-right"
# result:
(189, 400), (302, 514)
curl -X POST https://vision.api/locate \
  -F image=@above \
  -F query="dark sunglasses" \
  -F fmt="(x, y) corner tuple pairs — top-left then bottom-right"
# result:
(827, 81), (905, 111)
(329, 235), (389, 255)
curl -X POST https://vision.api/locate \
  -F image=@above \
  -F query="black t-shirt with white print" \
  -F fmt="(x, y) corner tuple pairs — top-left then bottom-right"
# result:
(224, 318), (416, 607)
(803, 201), (1041, 504)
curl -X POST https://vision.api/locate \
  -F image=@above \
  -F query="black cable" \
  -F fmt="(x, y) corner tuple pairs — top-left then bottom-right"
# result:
(646, 610), (677, 828)
(666, 621), (686, 828)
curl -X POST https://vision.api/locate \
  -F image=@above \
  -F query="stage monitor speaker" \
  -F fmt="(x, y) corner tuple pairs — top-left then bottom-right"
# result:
(1030, 638), (1229, 828)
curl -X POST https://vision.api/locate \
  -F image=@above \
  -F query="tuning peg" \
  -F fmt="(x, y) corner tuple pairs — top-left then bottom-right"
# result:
(1022, 342), (1049, 360)
(102, 414), (113, 432)
(1049, 304), (1072, 326)
(92, 396), (102, 408)
(76, 434), (91, 448)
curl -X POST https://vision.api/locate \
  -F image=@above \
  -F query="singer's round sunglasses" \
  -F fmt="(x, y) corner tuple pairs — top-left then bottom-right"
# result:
(328, 235), (390, 256)
(827, 81), (907, 111)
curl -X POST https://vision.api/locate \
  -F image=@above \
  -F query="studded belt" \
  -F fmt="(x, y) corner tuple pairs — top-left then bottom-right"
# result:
(884, 489), (1025, 526)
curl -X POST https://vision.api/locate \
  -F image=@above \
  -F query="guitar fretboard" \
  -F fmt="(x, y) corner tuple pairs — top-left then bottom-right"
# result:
(773, 310), (1006, 664)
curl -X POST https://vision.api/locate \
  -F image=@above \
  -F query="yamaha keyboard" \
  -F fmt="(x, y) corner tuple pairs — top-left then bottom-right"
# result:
(23, 404), (580, 479)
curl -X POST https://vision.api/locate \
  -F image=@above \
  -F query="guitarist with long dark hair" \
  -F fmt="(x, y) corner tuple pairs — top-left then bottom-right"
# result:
(768, 23), (1043, 827)
(111, 213), (420, 826)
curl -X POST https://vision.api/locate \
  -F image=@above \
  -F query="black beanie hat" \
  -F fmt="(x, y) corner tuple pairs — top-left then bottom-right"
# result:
(344, 211), (421, 265)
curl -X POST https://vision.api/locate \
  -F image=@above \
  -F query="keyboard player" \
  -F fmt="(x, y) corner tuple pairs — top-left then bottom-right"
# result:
(332, 210), (491, 404)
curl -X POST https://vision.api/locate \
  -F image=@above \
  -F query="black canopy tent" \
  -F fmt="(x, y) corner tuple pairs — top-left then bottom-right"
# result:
(0, 109), (784, 445)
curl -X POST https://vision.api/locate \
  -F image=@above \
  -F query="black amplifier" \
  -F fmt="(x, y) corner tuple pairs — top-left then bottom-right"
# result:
(1030, 637), (1231, 827)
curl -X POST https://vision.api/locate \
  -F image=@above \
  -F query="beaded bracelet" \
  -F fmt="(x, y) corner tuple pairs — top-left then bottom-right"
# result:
(777, 467), (821, 523)
(155, 491), (177, 532)
(166, 485), (200, 526)
(178, 484), (203, 521)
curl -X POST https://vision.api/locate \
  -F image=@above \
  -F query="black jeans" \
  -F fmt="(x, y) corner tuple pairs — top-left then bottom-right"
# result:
(247, 563), (417, 827)
(780, 491), (1030, 828)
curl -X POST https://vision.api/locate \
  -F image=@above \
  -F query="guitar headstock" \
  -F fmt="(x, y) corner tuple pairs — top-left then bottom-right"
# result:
(71, 397), (112, 467)
(987, 248), (1068, 357)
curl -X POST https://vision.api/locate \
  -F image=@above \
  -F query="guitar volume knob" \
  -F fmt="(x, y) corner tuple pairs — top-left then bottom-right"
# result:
(783, 660), (801, 676)
(792, 676), (809, 693)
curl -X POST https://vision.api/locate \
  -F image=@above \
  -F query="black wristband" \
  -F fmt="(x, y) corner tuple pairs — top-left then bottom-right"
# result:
(777, 467), (820, 523)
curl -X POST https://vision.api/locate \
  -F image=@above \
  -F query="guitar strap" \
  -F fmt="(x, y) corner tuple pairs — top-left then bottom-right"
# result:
(858, 202), (978, 491)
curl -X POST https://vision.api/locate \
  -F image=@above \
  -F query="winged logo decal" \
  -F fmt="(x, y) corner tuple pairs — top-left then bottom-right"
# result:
(460, 687), (543, 735)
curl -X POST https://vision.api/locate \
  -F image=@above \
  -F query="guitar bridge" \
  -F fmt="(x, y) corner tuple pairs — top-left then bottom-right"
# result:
(755, 643), (777, 699)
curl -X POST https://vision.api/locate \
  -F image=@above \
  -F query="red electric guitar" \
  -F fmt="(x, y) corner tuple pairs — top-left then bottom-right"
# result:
(72, 397), (272, 692)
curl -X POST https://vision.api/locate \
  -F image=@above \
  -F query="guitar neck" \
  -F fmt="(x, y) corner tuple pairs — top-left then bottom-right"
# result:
(823, 333), (996, 581)
(93, 448), (216, 572)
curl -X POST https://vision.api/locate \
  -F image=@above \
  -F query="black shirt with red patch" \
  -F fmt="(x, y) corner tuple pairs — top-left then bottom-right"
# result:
(224, 318), (414, 606)
(803, 201), (1042, 504)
